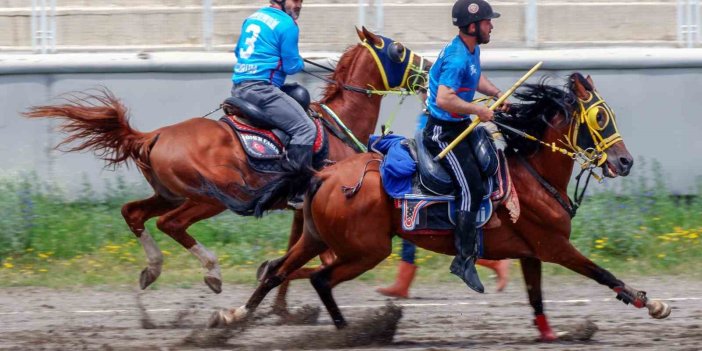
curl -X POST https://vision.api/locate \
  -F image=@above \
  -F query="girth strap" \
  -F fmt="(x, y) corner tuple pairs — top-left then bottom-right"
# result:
(517, 155), (577, 218)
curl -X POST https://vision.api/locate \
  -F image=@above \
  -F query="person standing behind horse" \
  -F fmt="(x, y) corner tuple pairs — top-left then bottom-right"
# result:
(423, 0), (506, 293)
(231, 0), (315, 180)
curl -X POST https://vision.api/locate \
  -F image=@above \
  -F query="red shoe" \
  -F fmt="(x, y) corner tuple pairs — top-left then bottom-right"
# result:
(477, 259), (510, 292)
(376, 261), (417, 299)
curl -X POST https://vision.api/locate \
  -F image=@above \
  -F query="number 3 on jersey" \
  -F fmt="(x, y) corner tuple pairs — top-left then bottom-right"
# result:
(239, 24), (261, 59)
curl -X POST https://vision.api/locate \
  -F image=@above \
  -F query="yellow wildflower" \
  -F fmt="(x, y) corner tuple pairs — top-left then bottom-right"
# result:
(3, 262), (14, 269)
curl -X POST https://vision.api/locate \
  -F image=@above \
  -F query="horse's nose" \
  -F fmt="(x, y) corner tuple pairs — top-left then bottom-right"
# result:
(619, 156), (634, 176)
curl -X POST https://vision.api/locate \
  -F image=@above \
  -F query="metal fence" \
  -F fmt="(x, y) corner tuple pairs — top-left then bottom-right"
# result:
(11, 0), (702, 53)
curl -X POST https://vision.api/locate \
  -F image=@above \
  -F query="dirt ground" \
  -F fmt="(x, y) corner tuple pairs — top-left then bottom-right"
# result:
(1, 274), (701, 351)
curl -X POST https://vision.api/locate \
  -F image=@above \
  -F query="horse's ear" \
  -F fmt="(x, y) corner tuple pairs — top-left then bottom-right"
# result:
(570, 73), (591, 99)
(586, 75), (596, 90)
(361, 26), (383, 47)
(355, 26), (366, 42)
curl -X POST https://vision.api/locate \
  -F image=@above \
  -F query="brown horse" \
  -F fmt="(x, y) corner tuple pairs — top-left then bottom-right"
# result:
(23, 27), (429, 295)
(209, 73), (672, 340)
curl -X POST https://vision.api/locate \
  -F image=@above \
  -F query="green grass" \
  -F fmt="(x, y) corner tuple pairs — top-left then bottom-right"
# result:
(1, 158), (701, 288)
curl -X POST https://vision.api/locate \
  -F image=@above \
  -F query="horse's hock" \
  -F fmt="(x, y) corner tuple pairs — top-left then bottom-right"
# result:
(0, 0), (680, 51)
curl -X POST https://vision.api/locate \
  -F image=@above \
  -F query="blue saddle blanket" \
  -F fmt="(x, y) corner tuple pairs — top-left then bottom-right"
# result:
(368, 134), (416, 198)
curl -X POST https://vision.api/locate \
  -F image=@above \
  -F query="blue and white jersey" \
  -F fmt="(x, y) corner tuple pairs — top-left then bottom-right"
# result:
(426, 36), (481, 122)
(232, 7), (304, 87)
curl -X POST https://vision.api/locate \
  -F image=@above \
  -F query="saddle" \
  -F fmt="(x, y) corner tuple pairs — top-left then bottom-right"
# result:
(391, 128), (519, 234)
(220, 96), (328, 174)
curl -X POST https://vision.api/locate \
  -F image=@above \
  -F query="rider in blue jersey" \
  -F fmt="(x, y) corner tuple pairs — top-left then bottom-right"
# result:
(231, 0), (315, 182)
(423, 0), (506, 293)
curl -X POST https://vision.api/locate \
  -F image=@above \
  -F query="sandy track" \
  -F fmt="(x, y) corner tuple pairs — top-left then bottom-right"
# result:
(1, 275), (700, 350)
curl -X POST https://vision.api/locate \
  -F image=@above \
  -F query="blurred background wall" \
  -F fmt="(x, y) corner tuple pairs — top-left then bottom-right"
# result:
(1, 0), (701, 195)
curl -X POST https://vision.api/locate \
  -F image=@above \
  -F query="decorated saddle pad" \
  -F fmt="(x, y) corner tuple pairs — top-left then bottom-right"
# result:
(220, 115), (328, 173)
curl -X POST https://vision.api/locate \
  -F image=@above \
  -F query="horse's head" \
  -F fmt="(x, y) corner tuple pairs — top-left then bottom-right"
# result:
(568, 73), (633, 177)
(353, 26), (431, 93)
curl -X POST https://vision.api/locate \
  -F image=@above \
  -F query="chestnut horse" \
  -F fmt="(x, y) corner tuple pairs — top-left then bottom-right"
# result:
(24, 27), (429, 295)
(210, 73), (672, 340)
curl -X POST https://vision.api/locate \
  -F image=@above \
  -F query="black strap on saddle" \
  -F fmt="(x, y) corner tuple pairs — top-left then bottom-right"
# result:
(517, 154), (578, 218)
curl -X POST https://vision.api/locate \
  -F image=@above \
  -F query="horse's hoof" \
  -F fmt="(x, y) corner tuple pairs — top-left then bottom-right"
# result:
(204, 276), (222, 294)
(540, 334), (558, 342)
(139, 267), (160, 290)
(647, 300), (672, 319)
(207, 309), (232, 328)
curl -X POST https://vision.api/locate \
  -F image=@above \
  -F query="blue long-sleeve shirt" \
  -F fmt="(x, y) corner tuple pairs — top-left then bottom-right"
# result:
(426, 36), (481, 122)
(232, 7), (304, 87)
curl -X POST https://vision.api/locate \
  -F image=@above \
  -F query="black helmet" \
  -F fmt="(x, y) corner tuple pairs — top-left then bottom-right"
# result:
(452, 0), (500, 27)
(281, 83), (311, 111)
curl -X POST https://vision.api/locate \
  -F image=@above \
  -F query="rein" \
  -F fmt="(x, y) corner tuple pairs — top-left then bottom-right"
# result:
(495, 93), (620, 218)
(517, 155), (578, 218)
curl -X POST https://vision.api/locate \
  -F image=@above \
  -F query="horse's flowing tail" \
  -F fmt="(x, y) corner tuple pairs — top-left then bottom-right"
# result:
(23, 90), (151, 169)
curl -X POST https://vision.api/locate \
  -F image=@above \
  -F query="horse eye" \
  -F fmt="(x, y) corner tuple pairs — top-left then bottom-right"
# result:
(596, 109), (609, 129)
(388, 42), (405, 63)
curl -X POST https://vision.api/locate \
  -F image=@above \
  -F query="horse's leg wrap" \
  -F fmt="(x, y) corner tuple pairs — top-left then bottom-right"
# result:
(189, 242), (222, 294)
(138, 230), (164, 290)
(534, 314), (557, 342)
(613, 286), (647, 308)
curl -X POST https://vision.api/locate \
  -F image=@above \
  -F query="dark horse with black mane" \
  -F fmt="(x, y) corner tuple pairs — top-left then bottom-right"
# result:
(209, 73), (672, 341)
(23, 27), (429, 295)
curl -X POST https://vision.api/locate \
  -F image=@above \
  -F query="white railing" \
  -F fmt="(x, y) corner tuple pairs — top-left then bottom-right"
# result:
(30, 0), (56, 54)
(678, 0), (701, 48)
(13, 1), (702, 54)
(357, 0), (385, 33)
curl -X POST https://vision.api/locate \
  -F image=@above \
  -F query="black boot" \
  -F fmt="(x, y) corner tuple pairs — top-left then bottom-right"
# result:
(283, 144), (313, 208)
(449, 211), (485, 293)
(282, 144), (313, 174)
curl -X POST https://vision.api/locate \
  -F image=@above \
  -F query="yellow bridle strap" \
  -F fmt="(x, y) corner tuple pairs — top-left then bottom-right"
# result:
(566, 91), (623, 166)
(360, 40), (414, 91)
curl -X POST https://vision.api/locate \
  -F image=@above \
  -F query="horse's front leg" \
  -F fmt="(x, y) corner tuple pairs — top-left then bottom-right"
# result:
(520, 257), (557, 342)
(155, 200), (226, 293)
(209, 231), (328, 328)
(543, 241), (671, 320)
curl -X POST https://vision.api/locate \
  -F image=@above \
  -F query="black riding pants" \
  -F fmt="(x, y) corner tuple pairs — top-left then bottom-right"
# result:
(423, 116), (485, 213)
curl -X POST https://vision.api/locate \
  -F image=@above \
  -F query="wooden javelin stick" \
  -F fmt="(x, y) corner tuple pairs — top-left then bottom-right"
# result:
(433, 61), (544, 161)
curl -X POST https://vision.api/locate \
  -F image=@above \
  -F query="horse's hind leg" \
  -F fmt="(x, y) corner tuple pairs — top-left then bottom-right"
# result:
(121, 195), (182, 289)
(271, 209), (304, 316)
(544, 240), (671, 319)
(209, 229), (328, 327)
(310, 252), (390, 329)
(520, 258), (557, 342)
(155, 200), (225, 293)
(272, 210), (335, 317)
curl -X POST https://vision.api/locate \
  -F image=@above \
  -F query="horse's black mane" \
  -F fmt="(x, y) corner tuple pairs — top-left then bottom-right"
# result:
(495, 78), (577, 156)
